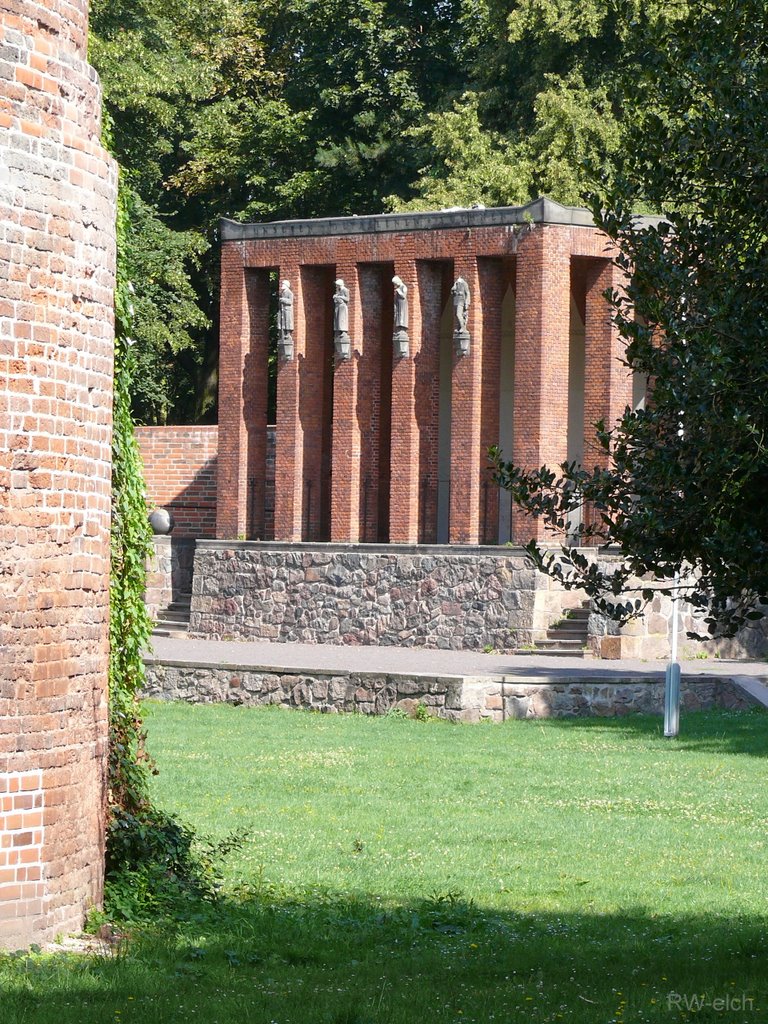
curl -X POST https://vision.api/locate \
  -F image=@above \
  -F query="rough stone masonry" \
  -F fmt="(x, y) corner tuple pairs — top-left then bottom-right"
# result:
(0, 0), (116, 946)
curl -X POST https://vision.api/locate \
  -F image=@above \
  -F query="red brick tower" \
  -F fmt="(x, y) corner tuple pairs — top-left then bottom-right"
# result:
(0, 0), (117, 945)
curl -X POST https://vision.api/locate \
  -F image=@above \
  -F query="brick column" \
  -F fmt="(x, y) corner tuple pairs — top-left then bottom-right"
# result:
(331, 263), (363, 542)
(389, 258), (422, 543)
(449, 256), (483, 544)
(584, 258), (632, 466)
(512, 226), (572, 544)
(274, 259), (303, 541)
(1, 0), (116, 947)
(582, 257), (632, 540)
(216, 254), (269, 539)
(478, 258), (505, 543)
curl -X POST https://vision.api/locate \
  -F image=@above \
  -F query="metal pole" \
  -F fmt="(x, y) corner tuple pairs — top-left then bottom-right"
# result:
(664, 574), (681, 737)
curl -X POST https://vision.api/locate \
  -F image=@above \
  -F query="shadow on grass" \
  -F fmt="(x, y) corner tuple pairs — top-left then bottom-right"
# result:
(4, 885), (768, 1023)
(529, 707), (768, 758)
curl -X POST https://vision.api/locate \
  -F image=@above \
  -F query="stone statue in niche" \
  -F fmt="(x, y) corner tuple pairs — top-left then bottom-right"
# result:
(277, 279), (294, 360)
(451, 275), (471, 356)
(392, 275), (409, 359)
(333, 278), (351, 360)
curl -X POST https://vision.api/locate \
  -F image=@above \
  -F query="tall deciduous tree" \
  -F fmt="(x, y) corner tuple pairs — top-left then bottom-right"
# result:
(493, 0), (768, 636)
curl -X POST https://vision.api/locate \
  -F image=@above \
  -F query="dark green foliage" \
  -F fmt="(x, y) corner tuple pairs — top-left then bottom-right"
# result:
(105, 807), (246, 923)
(122, 190), (210, 424)
(493, 0), (768, 636)
(90, 0), (693, 423)
(109, 180), (155, 819)
(107, 178), (238, 907)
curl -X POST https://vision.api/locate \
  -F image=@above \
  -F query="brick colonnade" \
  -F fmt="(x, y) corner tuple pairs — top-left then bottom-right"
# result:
(217, 200), (637, 546)
(0, 0), (117, 945)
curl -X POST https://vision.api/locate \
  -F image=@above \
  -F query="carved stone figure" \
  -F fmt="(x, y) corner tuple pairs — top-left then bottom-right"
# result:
(333, 279), (349, 333)
(392, 276), (408, 330)
(333, 278), (351, 359)
(392, 275), (409, 358)
(277, 279), (294, 360)
(451, 275), (471, 356)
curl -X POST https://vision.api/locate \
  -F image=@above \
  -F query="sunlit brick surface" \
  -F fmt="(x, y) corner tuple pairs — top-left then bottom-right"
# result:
(0, 0), (116, 946)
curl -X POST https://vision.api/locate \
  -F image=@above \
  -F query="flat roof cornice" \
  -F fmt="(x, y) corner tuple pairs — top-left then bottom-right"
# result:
(220, 197), (624, 242)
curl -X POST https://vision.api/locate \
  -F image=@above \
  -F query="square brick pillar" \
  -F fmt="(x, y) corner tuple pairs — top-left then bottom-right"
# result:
(216, 251), (269, 539)
(582, 257), (633, 540)
(584, 257), (632, 465)
(511, 226), (572, 544)
(331, 263), (363, 542)
(389, 258), (422, 543)
(449, 257), (483, 544)
(274, 259), (304, 541)
(478, 258), (505, 543)
(414, 261), (443, 543)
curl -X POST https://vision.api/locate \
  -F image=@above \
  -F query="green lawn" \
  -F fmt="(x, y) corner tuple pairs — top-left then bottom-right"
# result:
(3, 704), (768, 1023)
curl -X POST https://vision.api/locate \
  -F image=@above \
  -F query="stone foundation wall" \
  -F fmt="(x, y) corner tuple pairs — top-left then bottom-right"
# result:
(143, 661), (757, 722)
(588, 559), (768, 661)
(189, 541), (586, 650)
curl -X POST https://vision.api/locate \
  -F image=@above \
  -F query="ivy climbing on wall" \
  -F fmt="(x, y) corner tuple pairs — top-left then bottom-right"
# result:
(107, 177), (156, 845)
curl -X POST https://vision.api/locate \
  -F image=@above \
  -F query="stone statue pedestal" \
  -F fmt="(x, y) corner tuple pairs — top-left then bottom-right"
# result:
(454, 328), (470, 357)
(335, 331), (351, 361)
(278, 331), (294, 361)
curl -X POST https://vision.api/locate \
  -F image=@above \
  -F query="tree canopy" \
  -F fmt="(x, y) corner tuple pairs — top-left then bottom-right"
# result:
(493, 0), (768, 636)
(91, 0), (691, 423)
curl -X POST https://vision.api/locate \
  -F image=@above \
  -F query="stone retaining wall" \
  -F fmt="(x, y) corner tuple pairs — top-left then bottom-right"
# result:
(143, 661), (757, 722)
(189, 541), (585, 650)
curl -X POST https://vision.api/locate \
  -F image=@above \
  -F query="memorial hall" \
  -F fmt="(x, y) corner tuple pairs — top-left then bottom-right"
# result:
(214, 198), (646, 548)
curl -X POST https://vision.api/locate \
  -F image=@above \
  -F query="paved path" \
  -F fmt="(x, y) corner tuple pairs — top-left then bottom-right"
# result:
(147, 635), (768, 685)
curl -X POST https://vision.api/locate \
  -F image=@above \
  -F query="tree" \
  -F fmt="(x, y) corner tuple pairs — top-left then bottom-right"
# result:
(393, 0), (687, 212)
(492, 0), (768, 637)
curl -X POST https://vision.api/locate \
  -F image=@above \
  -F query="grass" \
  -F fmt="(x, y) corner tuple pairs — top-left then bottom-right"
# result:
(3, 704), (768, 1023)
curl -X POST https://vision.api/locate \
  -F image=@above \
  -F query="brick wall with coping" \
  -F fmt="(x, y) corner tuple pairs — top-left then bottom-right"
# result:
(136, 425), (219, 538)
(0, 0), (116, 947)
(136, 425), (277, 542)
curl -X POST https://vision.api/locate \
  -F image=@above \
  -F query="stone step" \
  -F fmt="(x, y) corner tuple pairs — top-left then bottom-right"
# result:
(157, 609), (190, 623)
(516, 646), (589, 659)
(151, 626), (190, 638)
(546, 625), (589, 640)
(532, 638), (589, 655)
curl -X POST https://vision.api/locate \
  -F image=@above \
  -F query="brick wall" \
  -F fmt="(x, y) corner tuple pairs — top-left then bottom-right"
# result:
(136, 426), (218, 538)
(0, 0), (117, 946)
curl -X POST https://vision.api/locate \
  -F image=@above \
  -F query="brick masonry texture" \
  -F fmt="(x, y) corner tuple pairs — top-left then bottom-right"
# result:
(137, 424), (276, 540)
(189, 542), (575, 650)
(217, 204), (632, 548)
(0, 0), (116, 946)
(143, 662), (758, 723)
(136, 425), (219, 538)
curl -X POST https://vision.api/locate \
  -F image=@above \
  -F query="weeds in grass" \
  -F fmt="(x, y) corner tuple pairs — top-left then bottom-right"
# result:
(104, 806), (248, 925)
(414, 701), (431, 722)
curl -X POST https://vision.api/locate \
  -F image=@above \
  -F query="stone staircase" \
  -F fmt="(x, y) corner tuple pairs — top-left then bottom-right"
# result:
(530, 603), (592, 658)
(152, 593), (191, 637)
